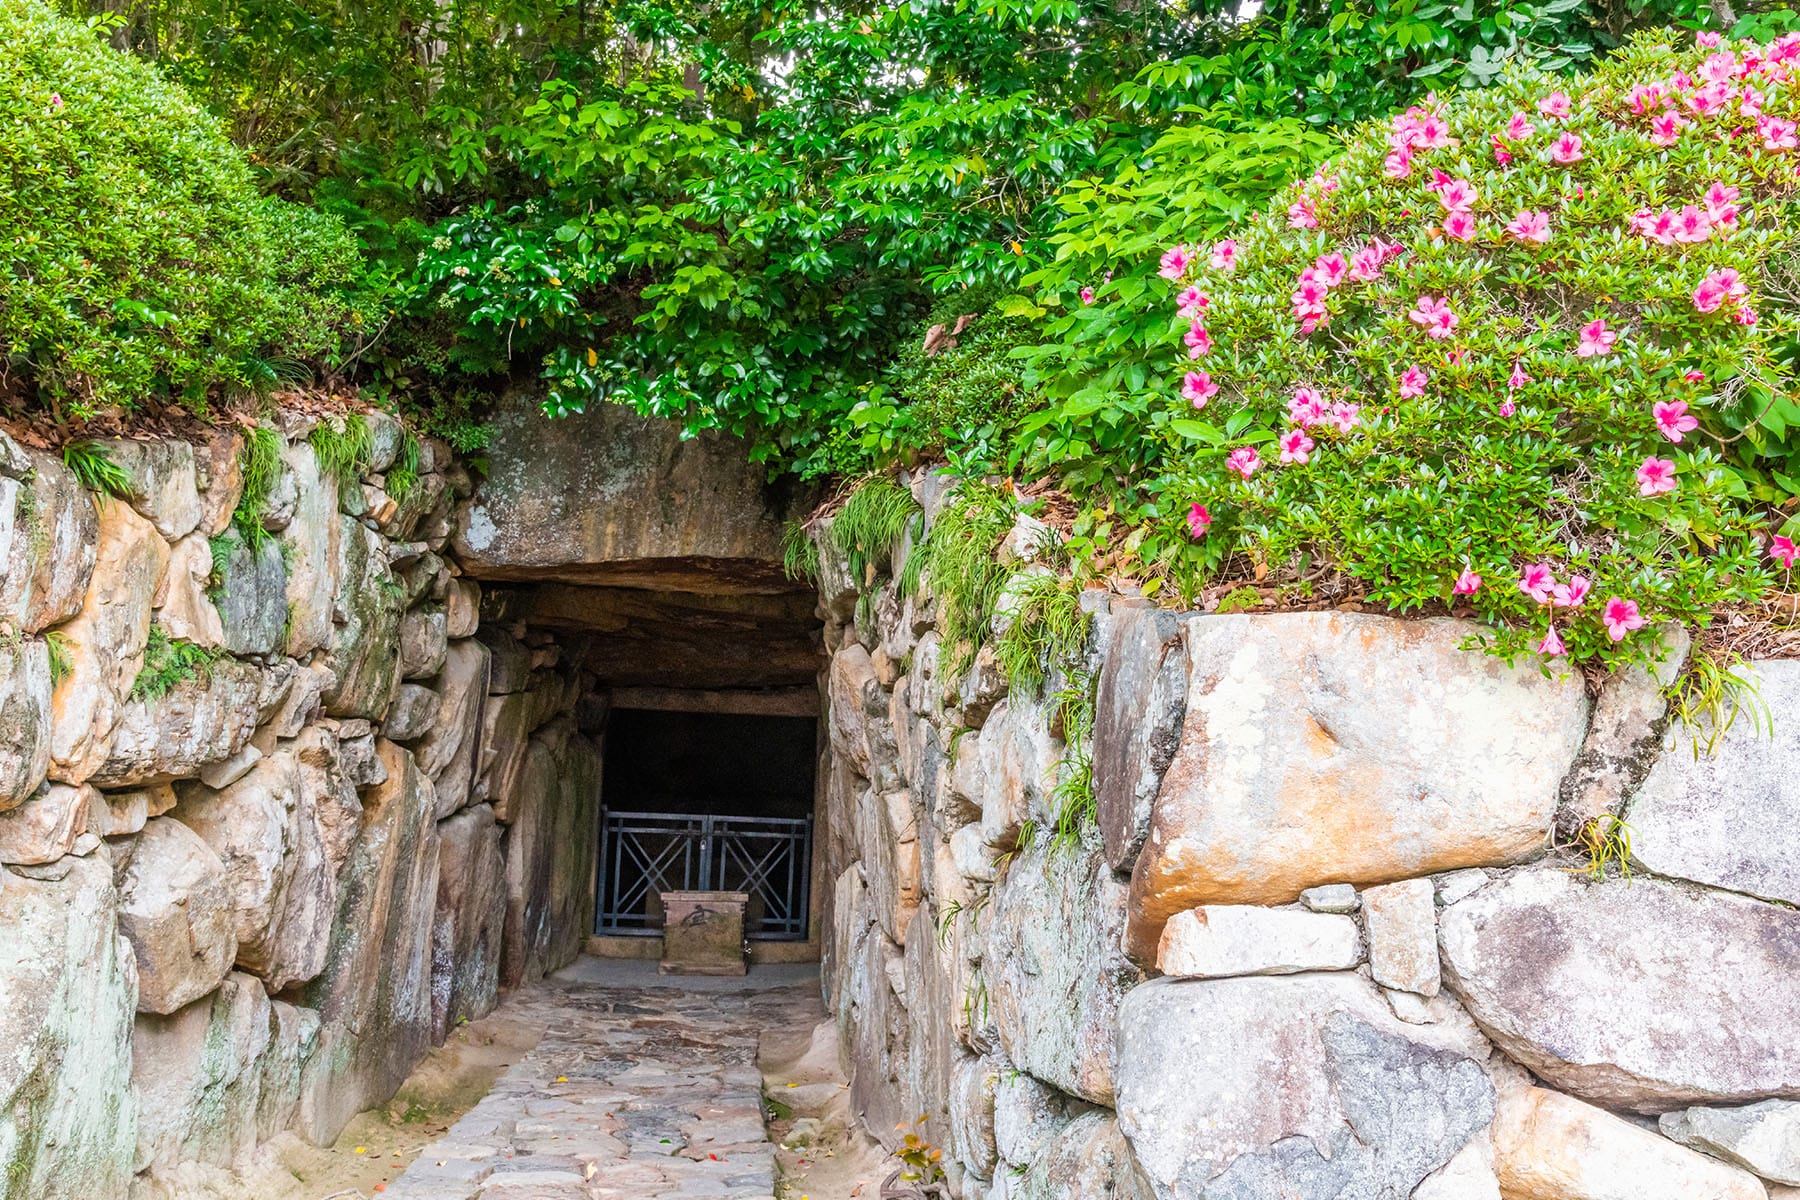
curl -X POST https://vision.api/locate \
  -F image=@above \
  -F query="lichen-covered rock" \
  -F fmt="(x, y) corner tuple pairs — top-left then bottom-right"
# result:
(0, 851), (138, 1199)
(411, 639), (490, 817)
(1093, 604), (1188, 873)
(1661, 1099), (1800, 1186)
(0, 781), (93, 865)
(290, 725), (364, 880)
(445, 578), (480, 639)
(0, 636), (52, 810)
(988, 838), (1141, 1106)
(477, 689), (535, 816)
(835, 870), (911, 1142)
(1493, 1086), (1766, 1200)
(864, 789), (921, 944)
(118, 819), (237, 1015)
(949, 1054), (1003, 1181)
(174, 750), (335, 993)
(1124, 613), (1589, 962)
(1440, 867), (1800, 1112)
(101, 438), (202, 542)
(399, 605), (448, 680)
(993, 1070), (1089, 1168)
(1361, 878), (1440, 998)
(1157, 905), (1362, 979)
(276, 440), (341, 657)
(431, 804), (505, 1045)
(383, 682), (439, 742)
(829, 643), (903, 792)
(211, 528), (287, 659)
(192, 428), (244, 538)
(322, 517), (406, 719)
(1, 445), (98, 633)
(499, 723), (601, 987)
(297, 740), (441, 1146)
(901, 897), (960, 1153)
(49, 499), (170, 785)
(1627, 659), (1800, 907)
(1554, 627), (1687, 838)
(89, 657), (262, 788)
(1114, 974), (1493, 1199)
(1008, 1111), (1153, 1200)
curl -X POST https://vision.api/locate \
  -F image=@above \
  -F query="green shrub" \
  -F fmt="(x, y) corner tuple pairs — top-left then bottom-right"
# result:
(0, 0), (360, 416)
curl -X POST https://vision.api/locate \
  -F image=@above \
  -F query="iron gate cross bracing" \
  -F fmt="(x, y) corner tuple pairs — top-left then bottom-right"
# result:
(596, 810), (813, 941)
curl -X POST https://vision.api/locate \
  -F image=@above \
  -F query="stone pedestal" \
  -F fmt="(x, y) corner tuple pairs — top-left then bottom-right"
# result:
(659, 890), (749, 976)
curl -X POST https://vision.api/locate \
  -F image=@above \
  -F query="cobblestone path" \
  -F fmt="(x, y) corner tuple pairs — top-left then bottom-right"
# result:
(385, 967), (818, 1200)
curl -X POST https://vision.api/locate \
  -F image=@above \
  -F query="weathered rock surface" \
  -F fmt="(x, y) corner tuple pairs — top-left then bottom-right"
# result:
(1362, 877), (1440, 998)
(89, 657), (262, 788)
(1440, 867), (1800, 1112)
(0, 637), (52, 810)
(1114, 974), (1493, 1199)
(1008, 1111), (1151, 1200)
(1094, 605), (1189, 873)
(322, 517), (405, 719)
(988, 839), (1141, 1106)
(452, 393), (810, 591)
(102, 438), (202, 542)
(948, 1055), (1002, 1181)
(298, 740), (440, 1146)
(0, 781), (93, 864)
(865, 788), (921, 944)
(499, 724), (601, 988)
(383, 682), (439, 742)
(411, 638), (489, 817)
(1412, 1139), (1500, 1200)
(1660, 1099), (1800, 1186)
(211, 528), (288, 659)
(1157, 904), (1362, 979)
(0, 852), (138, 1198)
(49, 499), (170, 784)
(152, 532), (225, 648)
(830, 643), (903, 793)
(1554, 627), (1687, 838)
(1124, 613), (1589, 962)
(276, 441), (340, 657)
(431, 804), (505, 1045)
(1493, 1086), (1766, 1200)
(1, 445), (98, 633)
(400, 605), (448, 680)
(118, 818), (237, 1015)
(1627, 659), (1800, 906)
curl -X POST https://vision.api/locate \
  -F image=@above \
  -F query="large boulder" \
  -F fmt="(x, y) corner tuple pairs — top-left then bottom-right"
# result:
(1114, 974), (1493, 1199)
(451, 393), (808, 591)
(430, 804), (506, 1044)
(1123, 613), (1589, 962)
(48, 499), (170, 785)
(276, 439), (341, 658)
(88, 657), (262, 788)
(1, 444), (98, 633)
(499, 723), (602, 987)
(1493, 1086), (1766, 1200)
(99, 438), (202, 542)
(0, 781), (93, 865)
(322, 517), (405, 719)
(1627, 659), (1800, 906)
(1008, 1111), (1154, 1200)
(0, 852), (139, 1198)
(173, 750), (336, 993)
(988, 838), (1142, 1106)
(297, 740), (441, 1145)
(1440, 867), (1800, 1112)
(411, 638), (490, 817)
(117, 818), (237, 1015)
(1092, 604), (1188, 873)
(829, 643), (903, 792)
(0, 636), (52, 810)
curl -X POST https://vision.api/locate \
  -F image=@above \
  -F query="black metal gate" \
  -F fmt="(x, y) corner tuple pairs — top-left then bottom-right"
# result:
(595, 811), (813, 941)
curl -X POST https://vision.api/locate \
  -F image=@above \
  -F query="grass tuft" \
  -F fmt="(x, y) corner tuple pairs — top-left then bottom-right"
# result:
(781, 519), (820, 584)
(309, 413), (372, 484)
(232, 423), (283, 544)
(831, 475), (920, 587)
(61, 441), (132, 498)
(901, 482), (1015, 679)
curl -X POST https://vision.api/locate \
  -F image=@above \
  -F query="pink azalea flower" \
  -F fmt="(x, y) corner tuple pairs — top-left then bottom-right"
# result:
(1538, 92), (1572, 119)
(1700, 50), (1740, 84)
(1653, 400), (1700, 442)
(1416, 113), (1453, 149)
(1158, 245), (1192, 280)
(1349, 245), (1384, 282)
(1436, 178), (1478, 213)
(1398, 365), (1428, 398)
(1182, 371), (1218, 408)
(1689, 82), (1733, 116)
(1685, 369), (1707, 383)
(1698, 30), (1723, 49)
(1492, 136), (1513, 166)
(1506, 111), (1535, 140)
(48, 93), (63, 114)
(1507, 361), (1530, 391)
(1384, 149), (1414, 179)
(1538, 626), (1566, 657)
(1650, 112), (1684, 145)
(1288, 198), (1319, 229)
(1672, 204), (1713, 243)
(1279, 428), (1316, 464)
(1288, 386), (1329, 427)
(1736, 305), (1760, 327)
(1602, 597), (1649, 642)
(1633, 208), (1680, 245)
(1499, 398), (1517, 417)
(1409, 296), (1457, 339)
(1079, 286), (1095, 304)
(1704, 182), (1741, 227)
(1177, 286), (1209, 317)
(1226, 446), (1262, 480)
(1760, 116), (1798, 150)
(1187, 503), (1212, 538)
(1442, 212), (1476, 241)
(1313, 253), (1348, 288)
(1184, 322), (1213, 359)
(1771, 534), (1799, 569)
(1550, 131), (1585, 164)
(1210, 240), (1239, 272)
(1331, 402), (1361, 433)
(1741, 87), (1765, 119)
(1576, 318), (1616, 358)
(1627, 84), (1667, 115)
(1453, 569), (1482, 595)
(1637, 456), (1678, 496)
(1506, 209), (1551, 243)
(1693, 267), (1746, 313)
(1518, 562), (1558, 604)
(1552, 574), (1592, 608)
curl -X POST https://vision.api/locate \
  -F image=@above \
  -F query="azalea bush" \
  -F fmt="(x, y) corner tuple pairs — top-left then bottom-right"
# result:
(1039, 30), (1800, 666)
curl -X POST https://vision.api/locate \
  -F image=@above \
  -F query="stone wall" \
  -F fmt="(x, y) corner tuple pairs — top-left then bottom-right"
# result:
(0, 419), (603, 1199)
(819, 467), (1800, 1200)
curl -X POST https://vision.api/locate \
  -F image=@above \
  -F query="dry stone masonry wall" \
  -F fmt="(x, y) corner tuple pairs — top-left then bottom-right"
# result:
(819, 467), (1800, 1200)
(0, 418), (602, 1200)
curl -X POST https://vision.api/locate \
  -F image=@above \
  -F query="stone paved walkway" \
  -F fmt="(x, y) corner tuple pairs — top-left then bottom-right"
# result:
(384, 963), (820, 1200)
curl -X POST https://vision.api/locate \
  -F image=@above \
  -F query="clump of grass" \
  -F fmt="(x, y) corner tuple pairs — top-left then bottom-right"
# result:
(1574, 814), (1635, 883)
(308, 413), (372, 484)
(994, 572), (1089, 698)
(781, 519), (820, 584)
(232, 423), (283, 544)
(61, 440), (132, 499)
(901, 482), (1016, 679)
(131, 625), (223, 701)
(43, 629), (72, 686)
(1664, 651), (1770, 759)
(831, 474), (920, 586)
(385, 430), (422, 502)
(1046, 673), (1096, 857)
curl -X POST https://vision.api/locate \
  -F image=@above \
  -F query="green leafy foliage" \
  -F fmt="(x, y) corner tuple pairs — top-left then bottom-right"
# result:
(232, 423), (283, 543)
(131, 625), (223, 701)
(60, 440), (131, 498)
(1, 0), (359, 416)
